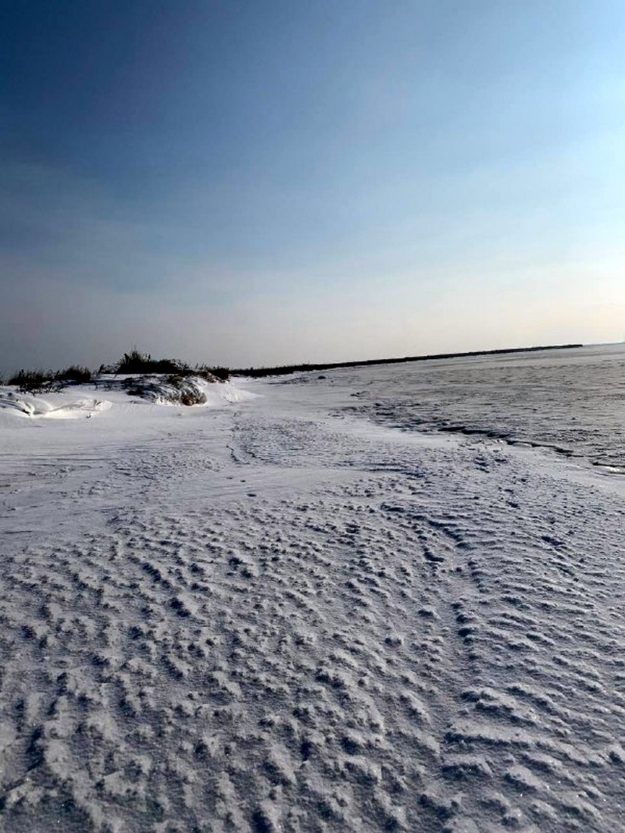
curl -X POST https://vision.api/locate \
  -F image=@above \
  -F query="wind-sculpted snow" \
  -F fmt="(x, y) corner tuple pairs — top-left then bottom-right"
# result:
(1, 364), (625, 831)
(339, 343), (625, 473)
(0, 388), (112, 419)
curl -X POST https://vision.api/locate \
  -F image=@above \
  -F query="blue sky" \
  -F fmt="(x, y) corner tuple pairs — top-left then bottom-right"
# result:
(1, 0), (624, 372)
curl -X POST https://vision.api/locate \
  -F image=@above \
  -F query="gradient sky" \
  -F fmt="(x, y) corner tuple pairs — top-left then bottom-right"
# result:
(2, 0), (624, 373)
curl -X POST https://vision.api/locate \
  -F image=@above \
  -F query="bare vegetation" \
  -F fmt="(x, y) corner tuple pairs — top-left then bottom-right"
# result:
(122, 374), (208, 405)
(8, 366), (92, 392)
(98, 351), (230, 381)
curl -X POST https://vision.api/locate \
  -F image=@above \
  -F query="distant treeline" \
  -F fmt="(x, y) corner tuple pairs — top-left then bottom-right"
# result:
(3, 344), (584, 390)
(229, 343), (584, 378)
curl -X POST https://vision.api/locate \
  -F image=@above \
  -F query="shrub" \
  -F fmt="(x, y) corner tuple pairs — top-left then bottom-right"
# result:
(164, 375), (207, 404)
(121, 374), (207, 405)
(180, 389), (207, 406)
(113, 351), (229, 381)
(7, 365), (92, 391)
(8, 369), (54, 392)
(56, 365), (92, 384)
(115, 349), (190, 375)
(196, 364), (229, 382)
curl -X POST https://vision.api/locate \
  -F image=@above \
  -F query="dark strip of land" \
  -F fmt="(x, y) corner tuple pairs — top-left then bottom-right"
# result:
(230, 343), (583, 378)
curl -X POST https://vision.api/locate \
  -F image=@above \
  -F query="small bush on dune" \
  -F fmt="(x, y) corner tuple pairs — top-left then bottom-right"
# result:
(8, 365), (92, 391)
(56, 365), (92, 384)
(113, 351), (230, 381)
(196, 364), (229, 382)
(121, 374), (207, 405)
(116, 349), (149, 374)
(164, 374), (189, 390)
(179, 386), (207, 406)
(115, 349), (190, 375)
(8, 369), (55, 392)
(165, 375), (207, 404)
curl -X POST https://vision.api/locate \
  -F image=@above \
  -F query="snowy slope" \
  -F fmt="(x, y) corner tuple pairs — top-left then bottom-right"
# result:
(1, 370), (624, 832)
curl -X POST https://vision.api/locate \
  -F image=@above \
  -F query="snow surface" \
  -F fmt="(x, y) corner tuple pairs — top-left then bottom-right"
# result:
(1, 365), (624, 832)
(341, 343), (625, 473)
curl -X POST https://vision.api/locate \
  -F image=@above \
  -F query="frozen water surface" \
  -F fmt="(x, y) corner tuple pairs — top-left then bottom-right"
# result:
(340, 343), (625, 473)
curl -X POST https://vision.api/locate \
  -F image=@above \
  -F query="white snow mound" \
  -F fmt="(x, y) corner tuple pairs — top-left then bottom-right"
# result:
(0, 376), (256, 421)
(0, 389), (111, 419)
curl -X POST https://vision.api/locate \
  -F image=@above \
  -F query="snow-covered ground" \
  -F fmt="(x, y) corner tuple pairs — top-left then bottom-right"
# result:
(1, 366), (624, 832)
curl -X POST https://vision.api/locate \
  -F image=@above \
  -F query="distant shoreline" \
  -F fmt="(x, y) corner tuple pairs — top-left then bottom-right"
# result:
(231, 343), (585, 378)
(1, 343), (586, 384)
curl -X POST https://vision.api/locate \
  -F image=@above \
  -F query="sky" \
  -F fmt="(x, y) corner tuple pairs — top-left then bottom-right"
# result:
(1, 0), (625, 373)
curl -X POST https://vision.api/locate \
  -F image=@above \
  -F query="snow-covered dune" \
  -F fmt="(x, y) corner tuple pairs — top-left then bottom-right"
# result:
(1, 367), (624, 832)
(0, 388), (112, 419)
(0, 375), (255, 425)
